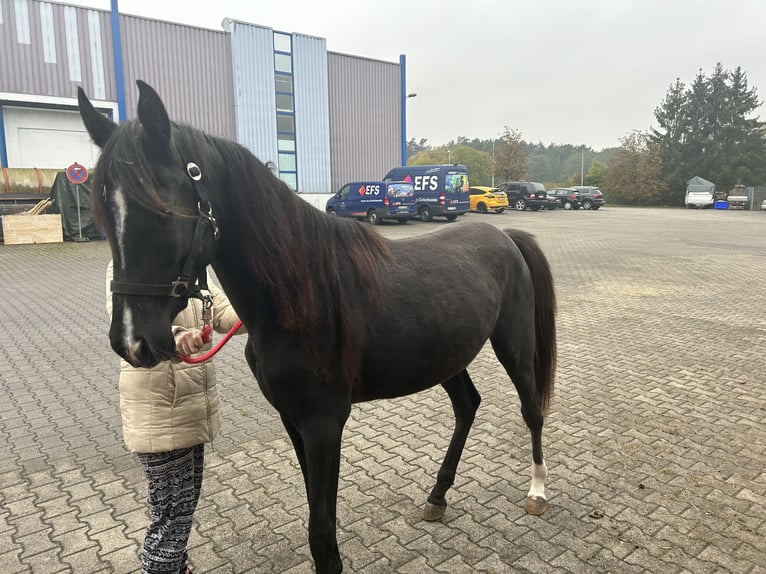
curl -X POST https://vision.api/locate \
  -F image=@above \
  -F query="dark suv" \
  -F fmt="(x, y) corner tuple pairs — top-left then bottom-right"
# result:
(569, 186), (605, 210)
(548, 188), (581, 210)
(495, 181), (549, 211)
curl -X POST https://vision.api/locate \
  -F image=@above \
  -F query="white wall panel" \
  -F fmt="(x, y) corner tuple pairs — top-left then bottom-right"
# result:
(293, 33), (330, 194)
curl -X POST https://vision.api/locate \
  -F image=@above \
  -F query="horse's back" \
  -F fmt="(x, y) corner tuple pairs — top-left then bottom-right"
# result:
(349, 222), (530, 401)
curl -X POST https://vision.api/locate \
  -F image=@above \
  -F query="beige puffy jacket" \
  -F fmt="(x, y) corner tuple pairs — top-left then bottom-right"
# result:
(106, 261), (243, 453)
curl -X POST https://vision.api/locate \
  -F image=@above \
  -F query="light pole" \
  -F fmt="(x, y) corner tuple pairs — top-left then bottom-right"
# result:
(580, 146), (585, 185)
(492, 139), (496, 187)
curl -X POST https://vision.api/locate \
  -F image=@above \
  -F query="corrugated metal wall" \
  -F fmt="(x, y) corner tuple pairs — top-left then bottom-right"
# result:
(0, 0), (115, 101)
(293, 33), (331, 194)
(228, 20), (278, 167)
(1, 1), (402, 191)
(327, 52), (400, 191)
(120, 15), (234, 139)
(0, 2), (235, 138)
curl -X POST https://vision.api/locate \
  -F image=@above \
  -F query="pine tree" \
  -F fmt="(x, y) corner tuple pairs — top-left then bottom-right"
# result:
(651, 64), (766, 203)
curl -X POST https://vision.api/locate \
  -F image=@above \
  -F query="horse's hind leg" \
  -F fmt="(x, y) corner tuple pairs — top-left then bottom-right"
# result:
(492, 327), (549, 515)
(423, 370), (481, 521)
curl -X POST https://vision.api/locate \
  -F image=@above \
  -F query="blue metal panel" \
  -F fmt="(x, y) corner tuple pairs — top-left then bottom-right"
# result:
(400, 54), (406, 166)
(0, 105), (8, 167)
(292, 33), (330, 194)
(110, 0), (125, 122)
(227, 20), (278, 168)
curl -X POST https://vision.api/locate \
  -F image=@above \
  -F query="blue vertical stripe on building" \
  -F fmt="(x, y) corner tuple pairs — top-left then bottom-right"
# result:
(110, 0), (126, 121)
(400, 54), (406, 166)
(0, 106), (8, 167)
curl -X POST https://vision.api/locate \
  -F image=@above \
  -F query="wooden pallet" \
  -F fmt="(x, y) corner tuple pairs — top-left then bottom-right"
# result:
(1, 214), (63, 245)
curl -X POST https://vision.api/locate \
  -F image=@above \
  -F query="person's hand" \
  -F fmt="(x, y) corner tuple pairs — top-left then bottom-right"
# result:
(175, 329), (205, 355)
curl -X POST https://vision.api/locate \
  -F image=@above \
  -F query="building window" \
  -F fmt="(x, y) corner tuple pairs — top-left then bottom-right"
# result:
(274, 30), (297, 191)
(276, 93), (294, 113)
(275, 74), (293, 94)
(276, 114), (294, 133)
(274, 53), (292, 73)
(274, 32), (291, 53)
(280, 172), (297, 190)
(278, 152), (296, 172)
(278, 133), (296, 152)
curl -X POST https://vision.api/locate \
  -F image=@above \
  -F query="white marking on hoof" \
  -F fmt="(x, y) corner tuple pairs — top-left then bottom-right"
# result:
(525, 461), (548, 514)
(527, 461), (548, 500)
(524, 495), (548, 516)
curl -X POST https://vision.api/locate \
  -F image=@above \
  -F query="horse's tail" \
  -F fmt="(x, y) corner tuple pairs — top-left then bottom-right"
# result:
(505, 229), (557, 413)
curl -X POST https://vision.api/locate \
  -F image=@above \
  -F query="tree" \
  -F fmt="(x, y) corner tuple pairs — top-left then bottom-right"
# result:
(603, 131), (667, 205)
(651, 63), (766, 202)
(410, 144), (494, 186)
(406, 138), (430, 161)
(585, 160), (608, 187)
(494, 127), (528, 182)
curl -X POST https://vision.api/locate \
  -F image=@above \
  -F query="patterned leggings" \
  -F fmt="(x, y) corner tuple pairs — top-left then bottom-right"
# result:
(136, 444), (205, 574)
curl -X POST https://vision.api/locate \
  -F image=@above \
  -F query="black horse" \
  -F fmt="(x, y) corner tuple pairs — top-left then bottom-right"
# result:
(79, 81), (557, 574)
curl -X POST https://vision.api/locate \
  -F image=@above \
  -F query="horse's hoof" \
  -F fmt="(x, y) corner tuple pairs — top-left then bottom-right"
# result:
(422, 501), (446, 521)
(524, 496), (548, 516)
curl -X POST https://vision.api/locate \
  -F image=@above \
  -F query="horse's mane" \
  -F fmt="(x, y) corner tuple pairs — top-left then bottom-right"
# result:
(91, 120), (392, 383)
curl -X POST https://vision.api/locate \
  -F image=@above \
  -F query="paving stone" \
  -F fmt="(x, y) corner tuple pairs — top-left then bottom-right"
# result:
(1, 208), (764, 572)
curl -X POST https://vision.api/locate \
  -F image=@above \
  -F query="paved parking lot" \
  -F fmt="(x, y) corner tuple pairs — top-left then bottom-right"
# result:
(1, 207), (764, 573)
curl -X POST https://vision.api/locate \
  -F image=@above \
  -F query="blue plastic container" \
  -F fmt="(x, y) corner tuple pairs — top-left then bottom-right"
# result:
(714, 200), (728, 210)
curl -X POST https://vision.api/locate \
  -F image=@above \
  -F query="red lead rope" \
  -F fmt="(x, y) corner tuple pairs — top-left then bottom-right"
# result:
(178, 320), (243, 364)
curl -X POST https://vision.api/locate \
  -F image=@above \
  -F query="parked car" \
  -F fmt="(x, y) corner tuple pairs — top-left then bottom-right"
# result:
(761, 199), (766, 211)
(468, 186), (508, 213)
(547, 188), (581, 210)
(326, 181), (416, 224)
(569, 186), (605, 210)
(495, 181), (549, 211)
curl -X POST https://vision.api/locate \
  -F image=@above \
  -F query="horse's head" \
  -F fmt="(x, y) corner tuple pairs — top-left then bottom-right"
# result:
(79, 81), (219, 368)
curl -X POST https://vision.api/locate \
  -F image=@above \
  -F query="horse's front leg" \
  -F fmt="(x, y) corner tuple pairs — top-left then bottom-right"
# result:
(290, 404), (350, 574)
(423, 371), (481, 521)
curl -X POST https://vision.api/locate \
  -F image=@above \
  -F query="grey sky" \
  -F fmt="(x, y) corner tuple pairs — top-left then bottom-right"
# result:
(71, 0), (766, 151)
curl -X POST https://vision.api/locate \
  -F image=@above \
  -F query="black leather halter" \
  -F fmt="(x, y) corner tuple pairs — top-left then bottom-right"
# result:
(110, 160), (220, 302)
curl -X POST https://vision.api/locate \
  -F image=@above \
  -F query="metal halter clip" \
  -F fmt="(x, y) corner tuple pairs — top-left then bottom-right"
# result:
(198, 201), (220, 240)
(169, 278), (190, 298)
(187, 162), (202, 181)
(201, 294), (213, 326)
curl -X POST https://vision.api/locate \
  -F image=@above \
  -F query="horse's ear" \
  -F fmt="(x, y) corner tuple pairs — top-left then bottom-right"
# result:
(136, 80), (171, 155)
(78, 87), (117, 148)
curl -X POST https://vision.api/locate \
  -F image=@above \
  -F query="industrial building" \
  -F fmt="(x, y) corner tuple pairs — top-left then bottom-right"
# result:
(0, 0), (407, 196)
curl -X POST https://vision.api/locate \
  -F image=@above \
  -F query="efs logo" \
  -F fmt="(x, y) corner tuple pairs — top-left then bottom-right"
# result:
(412, 175), (438, 191)
(358, 184), (381, 196)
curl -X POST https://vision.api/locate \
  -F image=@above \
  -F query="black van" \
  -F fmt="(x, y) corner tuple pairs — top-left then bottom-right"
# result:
(383, 164), (470, 221)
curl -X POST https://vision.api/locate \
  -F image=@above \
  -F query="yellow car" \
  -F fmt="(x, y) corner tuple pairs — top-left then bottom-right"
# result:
(469, 186), (509, 213)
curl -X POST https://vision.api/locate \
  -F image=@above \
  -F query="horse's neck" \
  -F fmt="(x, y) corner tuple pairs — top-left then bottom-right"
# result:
(211, 253), (275, 328)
